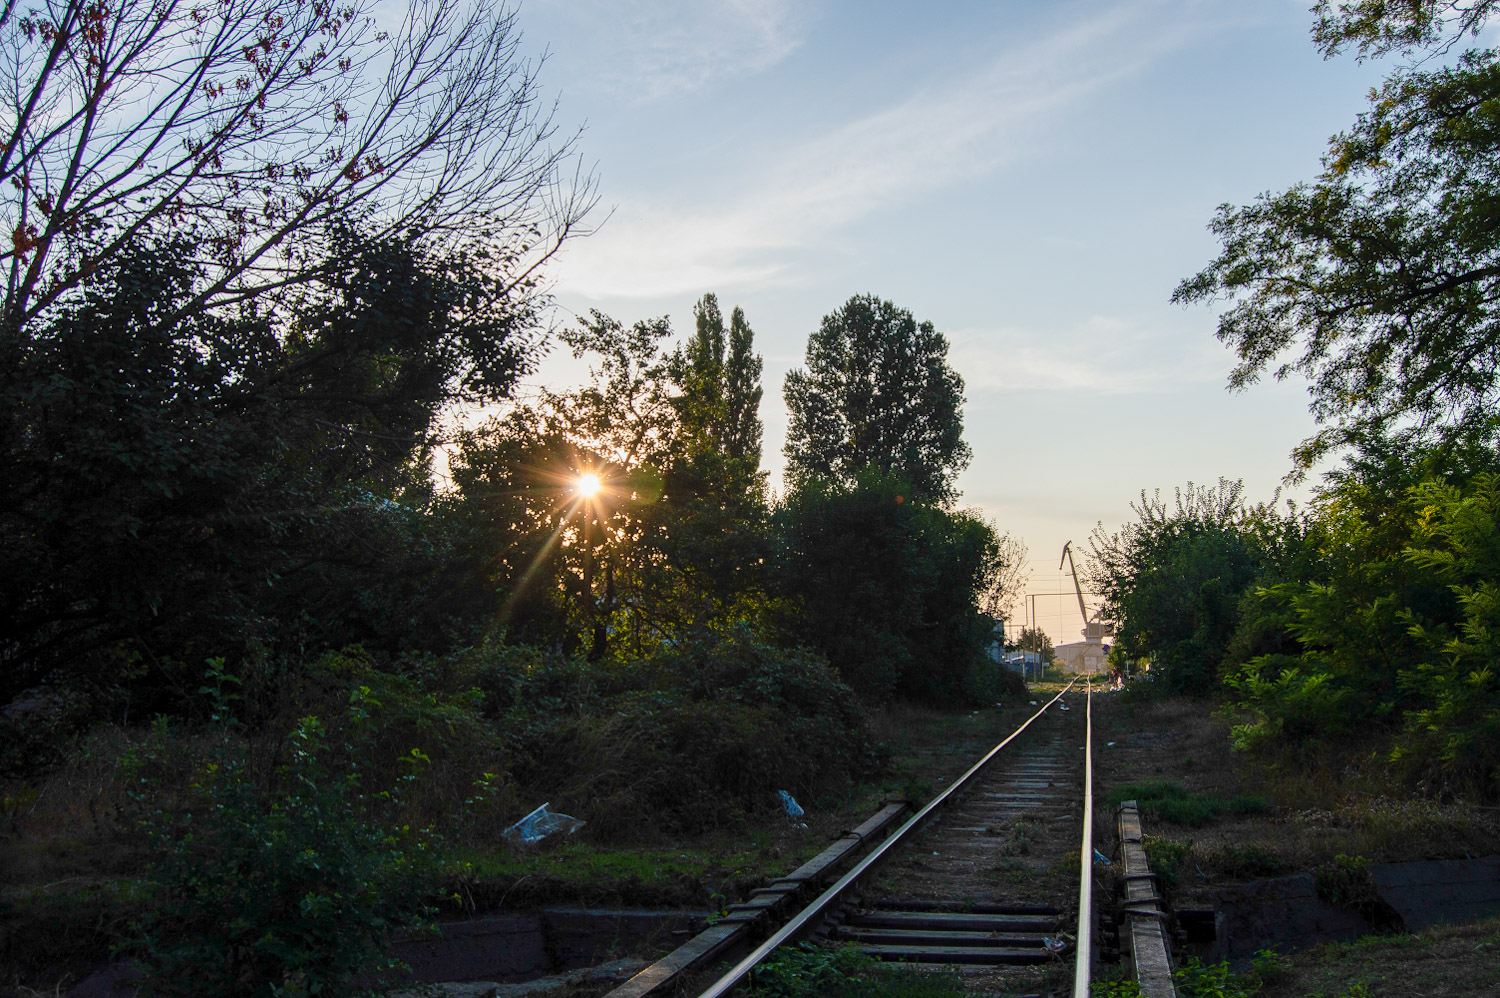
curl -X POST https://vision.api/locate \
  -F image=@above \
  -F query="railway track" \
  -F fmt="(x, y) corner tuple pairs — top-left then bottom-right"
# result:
(685, 680), (1101, 998)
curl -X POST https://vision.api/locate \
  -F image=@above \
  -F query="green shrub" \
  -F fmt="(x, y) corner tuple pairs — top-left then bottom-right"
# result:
(123, 665), (444, 998)
(1222, 467), (1500, 797)
(961, 659), (1028, 703)
(1314, 854), (1377, 908)
(1142, 834), (1194, 888)
(488, 634), (886, 837)
(1091, 979), (1144, 998)
(1107, 781), (1266, 828)
(1227, 794), (1270, 815)
(751, 944), (873, 998)
(1171, 957), (1262, 998)
(1203, 844), (1288, 879)
(1248, 948), (1290, 986)
(287, 648), (515, 833)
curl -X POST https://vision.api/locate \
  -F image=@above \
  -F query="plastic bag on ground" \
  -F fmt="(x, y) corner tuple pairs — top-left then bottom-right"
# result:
(778, 790), (804, 818)
(502, 802), (586, 847)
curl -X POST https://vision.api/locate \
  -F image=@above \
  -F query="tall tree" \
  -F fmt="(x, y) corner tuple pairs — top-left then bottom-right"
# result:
(1176, 2), (1500, 471)
(783, 294), (970, 504)
(724, 305), (764, 466)
(675, 293), (763, 468)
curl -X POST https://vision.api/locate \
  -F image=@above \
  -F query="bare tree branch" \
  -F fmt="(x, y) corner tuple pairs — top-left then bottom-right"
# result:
(0, 0), (596, 332)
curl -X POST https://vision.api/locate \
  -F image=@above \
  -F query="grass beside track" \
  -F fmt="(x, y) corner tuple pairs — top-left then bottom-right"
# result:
(0, 699), (1044, 990)
(1258, 915), (1500, 998)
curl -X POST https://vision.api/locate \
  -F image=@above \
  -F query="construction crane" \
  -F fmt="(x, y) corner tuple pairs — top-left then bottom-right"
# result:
(1059, 541), (1114, 672)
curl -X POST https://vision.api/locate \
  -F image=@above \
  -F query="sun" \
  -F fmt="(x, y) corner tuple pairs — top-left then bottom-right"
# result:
(576, 473), (601, 499)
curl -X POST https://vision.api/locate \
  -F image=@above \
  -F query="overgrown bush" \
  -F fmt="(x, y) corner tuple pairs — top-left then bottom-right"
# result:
(773, 471), (1007, 704)
(1141, 835), (1194, 888)
(1224, 462), (1500, 795)
(269, 648), (516, 833)
(484, 634), (885, 837)
(124, 666), (449, 998)
(1087, 480), (1280, 695)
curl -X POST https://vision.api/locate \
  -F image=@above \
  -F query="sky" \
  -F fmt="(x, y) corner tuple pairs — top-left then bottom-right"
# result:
(495, 0), (1402, 646)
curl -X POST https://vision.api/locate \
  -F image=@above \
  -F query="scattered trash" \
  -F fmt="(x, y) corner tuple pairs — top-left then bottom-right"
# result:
(1029, 700), (1038, 706)
(932, 851), (940, 857)
(1106, 741), (1116, 747)
(778, 790), (805, 819)
(1094, 849), (1112, 866)
(1043, 935), (1071, 954)
(502, 802), (586, 847)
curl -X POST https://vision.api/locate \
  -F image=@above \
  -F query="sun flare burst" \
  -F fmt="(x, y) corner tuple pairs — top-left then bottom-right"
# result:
(576, 473), (602, 498)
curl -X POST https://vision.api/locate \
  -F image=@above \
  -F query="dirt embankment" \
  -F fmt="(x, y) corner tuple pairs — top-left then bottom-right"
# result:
(1090, 689), (1500, 997)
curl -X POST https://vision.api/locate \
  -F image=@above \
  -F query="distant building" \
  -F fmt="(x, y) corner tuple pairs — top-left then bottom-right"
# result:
(1053, 640), (1109, 675)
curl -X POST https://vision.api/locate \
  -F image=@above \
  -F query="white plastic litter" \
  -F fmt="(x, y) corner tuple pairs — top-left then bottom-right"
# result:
(778, 790), (805, 818)
(502, 802), (586, 847)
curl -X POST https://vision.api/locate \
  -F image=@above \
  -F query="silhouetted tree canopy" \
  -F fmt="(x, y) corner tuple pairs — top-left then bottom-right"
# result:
(783, 294), (970, 504)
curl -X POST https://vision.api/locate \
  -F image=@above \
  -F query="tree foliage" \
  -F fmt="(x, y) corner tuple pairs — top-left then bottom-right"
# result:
(126, 665), (444, 998)
(0, 0), (591, 706)
(774, 471), (1010, 703)
(451, 297), (768, 661)
(1220, 444), (1500, 792)
(1176, 4), (1500, 469)
(1, 226), (525, 703)
(677, 293), (763, 468)
(1311, 1), (1500, 59)
(1013, 626), (1054, 665)
(1088, 480), (1275, 694)
(783, 294), (970, 504)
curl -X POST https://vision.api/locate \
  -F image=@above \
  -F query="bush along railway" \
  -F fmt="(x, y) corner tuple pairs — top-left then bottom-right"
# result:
(601, 680), (1180, 998)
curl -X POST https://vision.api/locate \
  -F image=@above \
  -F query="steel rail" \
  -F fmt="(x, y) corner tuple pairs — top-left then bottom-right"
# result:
(1073, 678), (1094, 998)
(691, 679), (1081, 998)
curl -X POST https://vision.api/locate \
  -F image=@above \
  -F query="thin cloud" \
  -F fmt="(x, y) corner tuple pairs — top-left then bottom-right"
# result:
(534, 0), (809, 102)
(557, 1), (1207, 300)
(949, 315), (1227, 395)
